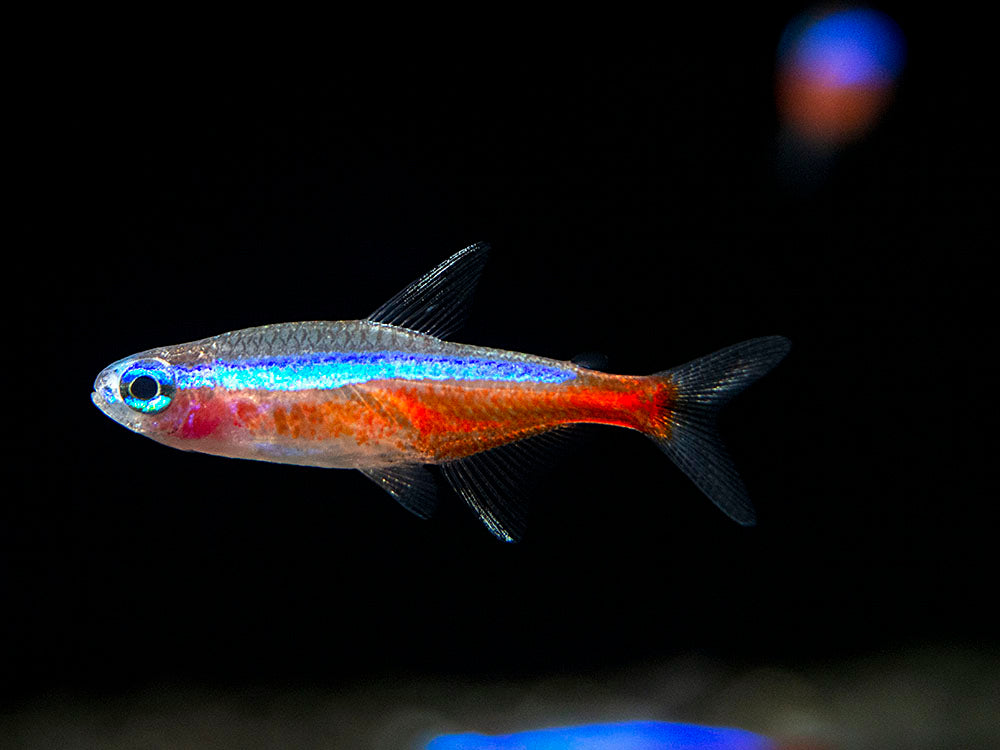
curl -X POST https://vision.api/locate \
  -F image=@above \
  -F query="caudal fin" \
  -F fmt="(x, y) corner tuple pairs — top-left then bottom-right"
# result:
(650, 336), (791, 525)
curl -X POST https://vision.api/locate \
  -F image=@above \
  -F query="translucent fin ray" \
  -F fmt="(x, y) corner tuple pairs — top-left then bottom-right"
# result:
(652, 336), (791, 525)
(440, 428), (573, 542)
(570, 351), (609, 371)
(367, 242), (490, 339)
(360, 464), (438, 519)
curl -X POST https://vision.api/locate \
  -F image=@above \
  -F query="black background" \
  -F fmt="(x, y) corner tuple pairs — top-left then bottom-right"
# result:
(6, 4), (991, 724)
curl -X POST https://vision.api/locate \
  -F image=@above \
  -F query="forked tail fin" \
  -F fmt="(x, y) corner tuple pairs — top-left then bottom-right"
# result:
(650, 336), (791, 525)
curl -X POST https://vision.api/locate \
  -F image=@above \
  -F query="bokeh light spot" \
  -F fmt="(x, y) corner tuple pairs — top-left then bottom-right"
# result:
(777, 7), (906, 146)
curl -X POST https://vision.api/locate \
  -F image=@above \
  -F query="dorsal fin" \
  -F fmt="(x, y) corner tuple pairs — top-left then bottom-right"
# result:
(367, 242), (490, 339)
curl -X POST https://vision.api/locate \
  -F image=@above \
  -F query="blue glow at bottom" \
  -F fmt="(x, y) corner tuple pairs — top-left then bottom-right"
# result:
(425, 720), (773, 750)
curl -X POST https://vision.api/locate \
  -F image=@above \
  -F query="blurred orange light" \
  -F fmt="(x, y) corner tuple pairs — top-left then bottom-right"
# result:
(777, 7), (906, 146)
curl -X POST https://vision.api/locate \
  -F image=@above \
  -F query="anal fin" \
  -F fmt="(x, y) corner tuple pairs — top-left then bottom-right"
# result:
(440, 428), (574, 542)
(360, 464), (439, 519)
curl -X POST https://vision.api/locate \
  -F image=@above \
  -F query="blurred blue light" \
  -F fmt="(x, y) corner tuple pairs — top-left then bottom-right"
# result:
(426, 720), (774, 749)
(785, 8), (906, 87)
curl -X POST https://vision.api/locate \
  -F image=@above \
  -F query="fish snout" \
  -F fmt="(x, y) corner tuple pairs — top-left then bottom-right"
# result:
(92, 366), (120, 409)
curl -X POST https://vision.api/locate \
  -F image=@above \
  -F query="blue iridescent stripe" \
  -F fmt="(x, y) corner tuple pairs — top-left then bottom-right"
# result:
(174, 351), (576, 391)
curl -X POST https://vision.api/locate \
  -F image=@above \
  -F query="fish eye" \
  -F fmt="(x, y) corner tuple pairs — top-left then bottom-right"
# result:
(120, 360), (175, 414)
(128, 375), (160, 400)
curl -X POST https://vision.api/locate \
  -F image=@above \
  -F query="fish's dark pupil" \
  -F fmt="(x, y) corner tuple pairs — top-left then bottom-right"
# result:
(129, 375), (159, 400)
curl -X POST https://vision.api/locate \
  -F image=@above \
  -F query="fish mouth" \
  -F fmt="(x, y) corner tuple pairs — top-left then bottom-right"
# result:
(91, 366), (124, 422)
(92, 368), (118, 405)
(91, 389), (112, 417)
(91, 376), (146, 434)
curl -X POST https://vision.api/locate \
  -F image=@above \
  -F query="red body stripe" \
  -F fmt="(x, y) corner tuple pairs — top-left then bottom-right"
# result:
(156, 372), (676, 464)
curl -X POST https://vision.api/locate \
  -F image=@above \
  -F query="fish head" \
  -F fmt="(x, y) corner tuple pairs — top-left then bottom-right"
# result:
(92, 351), (189, 439)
